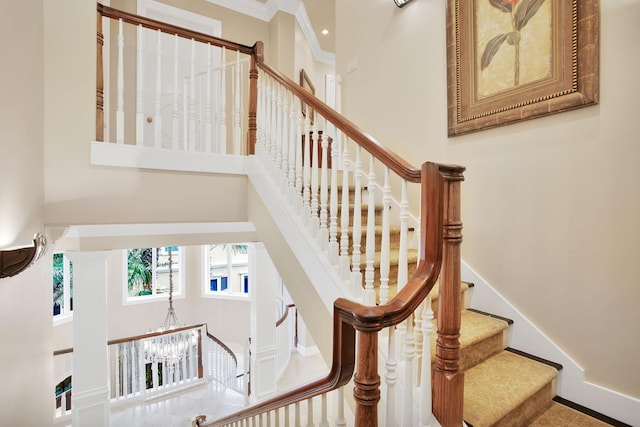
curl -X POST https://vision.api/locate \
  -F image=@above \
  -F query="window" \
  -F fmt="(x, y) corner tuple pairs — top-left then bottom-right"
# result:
(204, 244), (249, 297)
(53, 253), (73, 319)
(125, 247), (184, 303)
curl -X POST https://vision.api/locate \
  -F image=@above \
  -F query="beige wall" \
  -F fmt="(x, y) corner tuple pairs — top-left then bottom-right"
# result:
(0, 2), (50, 426)
(336, 0), (640, 399)
(294, 22), (335, 106)
(44, 0), (248, 228)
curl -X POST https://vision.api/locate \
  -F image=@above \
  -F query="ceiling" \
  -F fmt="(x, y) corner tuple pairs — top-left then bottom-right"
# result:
(301, 0), (335, 53)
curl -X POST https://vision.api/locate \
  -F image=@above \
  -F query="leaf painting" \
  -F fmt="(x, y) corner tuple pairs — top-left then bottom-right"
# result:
(481, 0), (546, 86)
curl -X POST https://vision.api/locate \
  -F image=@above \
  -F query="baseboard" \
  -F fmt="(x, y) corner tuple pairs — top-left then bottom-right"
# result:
(462, 261), (640, 427)
(296, 344), (320, 358)
(553, 396), (633, 427)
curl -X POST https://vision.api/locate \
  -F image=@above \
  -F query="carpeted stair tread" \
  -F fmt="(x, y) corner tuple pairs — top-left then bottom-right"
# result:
(463, 350), (558, 427)
(430, 310), (509, 371)
(528, 402), (613, 427)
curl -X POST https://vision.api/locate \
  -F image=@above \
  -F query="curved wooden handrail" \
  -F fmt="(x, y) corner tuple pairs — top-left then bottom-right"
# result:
(200, 302), (356, 427)
(206, 331), (238, 366)
(256, 60), (422, 183)
(275, 303), (295, 327)
(200, 163), (463, 427)
(97, 4), (256, 55)
(54, 323), (207, 356)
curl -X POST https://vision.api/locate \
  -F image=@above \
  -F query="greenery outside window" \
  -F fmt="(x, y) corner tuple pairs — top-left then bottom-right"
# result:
(203, 244), (249, 298)
(53, 252), (73, 321)
(125, 247), (184, 303)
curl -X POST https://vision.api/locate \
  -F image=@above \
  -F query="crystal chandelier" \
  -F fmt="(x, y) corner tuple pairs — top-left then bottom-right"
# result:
(143, 247), (196, 370)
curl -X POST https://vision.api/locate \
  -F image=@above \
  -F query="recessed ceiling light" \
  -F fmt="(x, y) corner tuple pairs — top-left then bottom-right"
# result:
(321, 28), (330, 36)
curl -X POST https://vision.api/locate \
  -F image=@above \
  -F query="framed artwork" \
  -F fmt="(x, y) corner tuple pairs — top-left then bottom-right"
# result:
(300, 69), (315, 125)
(446, 0), (599, 136)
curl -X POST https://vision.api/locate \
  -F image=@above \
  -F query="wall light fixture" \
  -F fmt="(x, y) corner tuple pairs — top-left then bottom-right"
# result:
(394, 0), (415, 7)
(0, 233), (47, 279)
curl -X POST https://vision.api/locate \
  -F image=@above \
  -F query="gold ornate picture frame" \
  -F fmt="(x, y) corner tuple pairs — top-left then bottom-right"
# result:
(446, 0), (599, 137)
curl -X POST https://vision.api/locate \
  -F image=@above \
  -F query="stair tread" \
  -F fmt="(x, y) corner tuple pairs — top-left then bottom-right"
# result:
(463, 351), (558, 427)
(529, 402), (613, 427)
(430, 310), (508, 370)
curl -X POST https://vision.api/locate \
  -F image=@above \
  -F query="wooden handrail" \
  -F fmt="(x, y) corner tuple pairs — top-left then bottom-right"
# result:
(54, 323), (206, 356)
(206, 331), (238, 366)
(200, 163), (464, 427)
(275, 303), (295, 327)
(255, 60), (422, 183)
(97, 4), (256, 55)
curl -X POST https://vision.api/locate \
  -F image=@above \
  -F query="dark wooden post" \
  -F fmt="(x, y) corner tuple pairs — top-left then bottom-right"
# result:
(353, 330), (380, 427)
(96, 11), (104, 142)
(248, 41), (264, 155)
(197, 329), (204, 378)
(432, 165), (465, 426)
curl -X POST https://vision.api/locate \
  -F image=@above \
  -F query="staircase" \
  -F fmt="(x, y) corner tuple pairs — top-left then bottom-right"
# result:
(94, 7), (624, 425)
(343, 180), (614, 426)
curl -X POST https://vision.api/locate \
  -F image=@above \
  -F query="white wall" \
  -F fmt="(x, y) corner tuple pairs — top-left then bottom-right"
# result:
(335, 0), (640, 403)
(0, 1), (50, 426)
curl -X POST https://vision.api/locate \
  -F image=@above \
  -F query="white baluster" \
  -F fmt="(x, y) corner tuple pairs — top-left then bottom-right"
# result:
(281, 90), (290, 191)
(350, 145), (363, 298)
(364, 156), (377, 305)
(401, 315), (415, 427)
(396, 180), (410, 343)
(219, 47), (227, 154)
(233, 50), (242, 154)
(294, 402), (301, 427)
(134, 24), (145, 146)
(284, 405), (290, 427)
(419, 295), (440, 427)
(319, 131), (329, 250)
(171, 34), (179, 151)
(310, 129), (320, 234)
(205, 43), (213, 153)
(117, 19), (125, 144)
(379, 166), (391, 305)
(305, 397), (314, 427)
(328, 135), (339, 265)
(262, 76), (272, 165)
(189, 39), (196, 151)
(182, 78), (188, 149)
(275, 84), (283, 180)
(115, 343), (121, 398)
(154, 29), (162, 149)
(339, 136), (351, 280)
(287, 92), (297, 203)
(294, 104), (304, 212)
(319, 394), (329, 427)
(138, 340), (145, 397)
(414, 302), (425, 384)
(302, 119), (311, 224)
(334, 387), (346, 427)
(270, 78), (278, 173)
(385, 326), (399, 427)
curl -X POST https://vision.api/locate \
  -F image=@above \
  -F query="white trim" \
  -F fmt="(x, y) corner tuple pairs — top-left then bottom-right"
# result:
(91, 141), (247, 175)
(296, 344), (320, 358)
(138, 0), (222, 37)
(294, 4), (335, 65)
(247, 157), (348, 314)
(462, 261), (640, 427)
(205, 0), (335, 65)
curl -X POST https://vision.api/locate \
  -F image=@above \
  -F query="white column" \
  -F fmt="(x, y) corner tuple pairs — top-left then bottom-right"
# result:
(66, 251), (112, 427)
(249, 243), (278, 402)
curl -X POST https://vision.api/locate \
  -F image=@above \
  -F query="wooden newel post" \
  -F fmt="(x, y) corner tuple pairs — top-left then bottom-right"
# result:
(433, 165), (465, 427)
(197, 329), (204, 379)
(248, 41), (264, 155)
(353, 330), (380, 427)
(96, 10), (104, 142)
